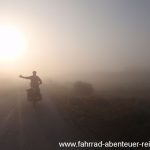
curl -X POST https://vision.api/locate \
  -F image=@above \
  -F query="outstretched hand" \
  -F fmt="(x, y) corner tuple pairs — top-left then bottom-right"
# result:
(19, 75), (23, 78)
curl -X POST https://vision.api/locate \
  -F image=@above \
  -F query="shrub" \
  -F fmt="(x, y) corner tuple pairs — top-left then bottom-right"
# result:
(73, 81), (94, 96)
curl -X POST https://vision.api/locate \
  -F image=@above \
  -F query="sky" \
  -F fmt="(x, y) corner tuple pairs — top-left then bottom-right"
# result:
(0, 0), (150, 78)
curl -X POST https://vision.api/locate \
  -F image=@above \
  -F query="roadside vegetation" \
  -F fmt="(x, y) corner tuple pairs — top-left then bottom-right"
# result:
(47, 81), (150, 141)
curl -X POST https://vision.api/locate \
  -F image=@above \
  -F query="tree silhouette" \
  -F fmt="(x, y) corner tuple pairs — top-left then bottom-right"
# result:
(73, 81), (94, 96)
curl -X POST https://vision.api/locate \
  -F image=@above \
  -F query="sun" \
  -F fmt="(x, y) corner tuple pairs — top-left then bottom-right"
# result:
(0, 25), (26, 62)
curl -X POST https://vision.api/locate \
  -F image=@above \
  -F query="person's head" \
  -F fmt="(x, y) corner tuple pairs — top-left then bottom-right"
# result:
(32, 71), (37, 76)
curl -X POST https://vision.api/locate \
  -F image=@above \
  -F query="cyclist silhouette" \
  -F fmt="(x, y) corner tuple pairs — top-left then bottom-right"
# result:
(19, 71), (42, 100)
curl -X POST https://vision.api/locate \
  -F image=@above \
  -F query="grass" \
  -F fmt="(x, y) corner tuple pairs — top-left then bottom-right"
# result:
(47, 82), (150, 141)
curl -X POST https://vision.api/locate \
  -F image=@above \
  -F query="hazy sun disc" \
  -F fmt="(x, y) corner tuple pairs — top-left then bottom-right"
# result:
(0, 25), (26, 62)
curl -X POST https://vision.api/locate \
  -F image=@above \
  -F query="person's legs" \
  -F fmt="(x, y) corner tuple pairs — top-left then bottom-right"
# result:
(34, 87), (42, 100)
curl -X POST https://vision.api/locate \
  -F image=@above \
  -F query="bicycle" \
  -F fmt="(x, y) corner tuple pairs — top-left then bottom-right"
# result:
(26, 88), (42, 108)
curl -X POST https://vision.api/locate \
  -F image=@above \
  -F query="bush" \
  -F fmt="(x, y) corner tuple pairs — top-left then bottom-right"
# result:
(73, 81), (94, 96)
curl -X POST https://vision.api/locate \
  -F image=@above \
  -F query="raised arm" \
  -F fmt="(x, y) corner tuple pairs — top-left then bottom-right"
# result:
(19, 75), (31, 79)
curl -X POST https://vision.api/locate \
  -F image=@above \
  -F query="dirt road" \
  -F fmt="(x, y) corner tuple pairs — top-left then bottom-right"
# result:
(0, 89), (81, 150)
